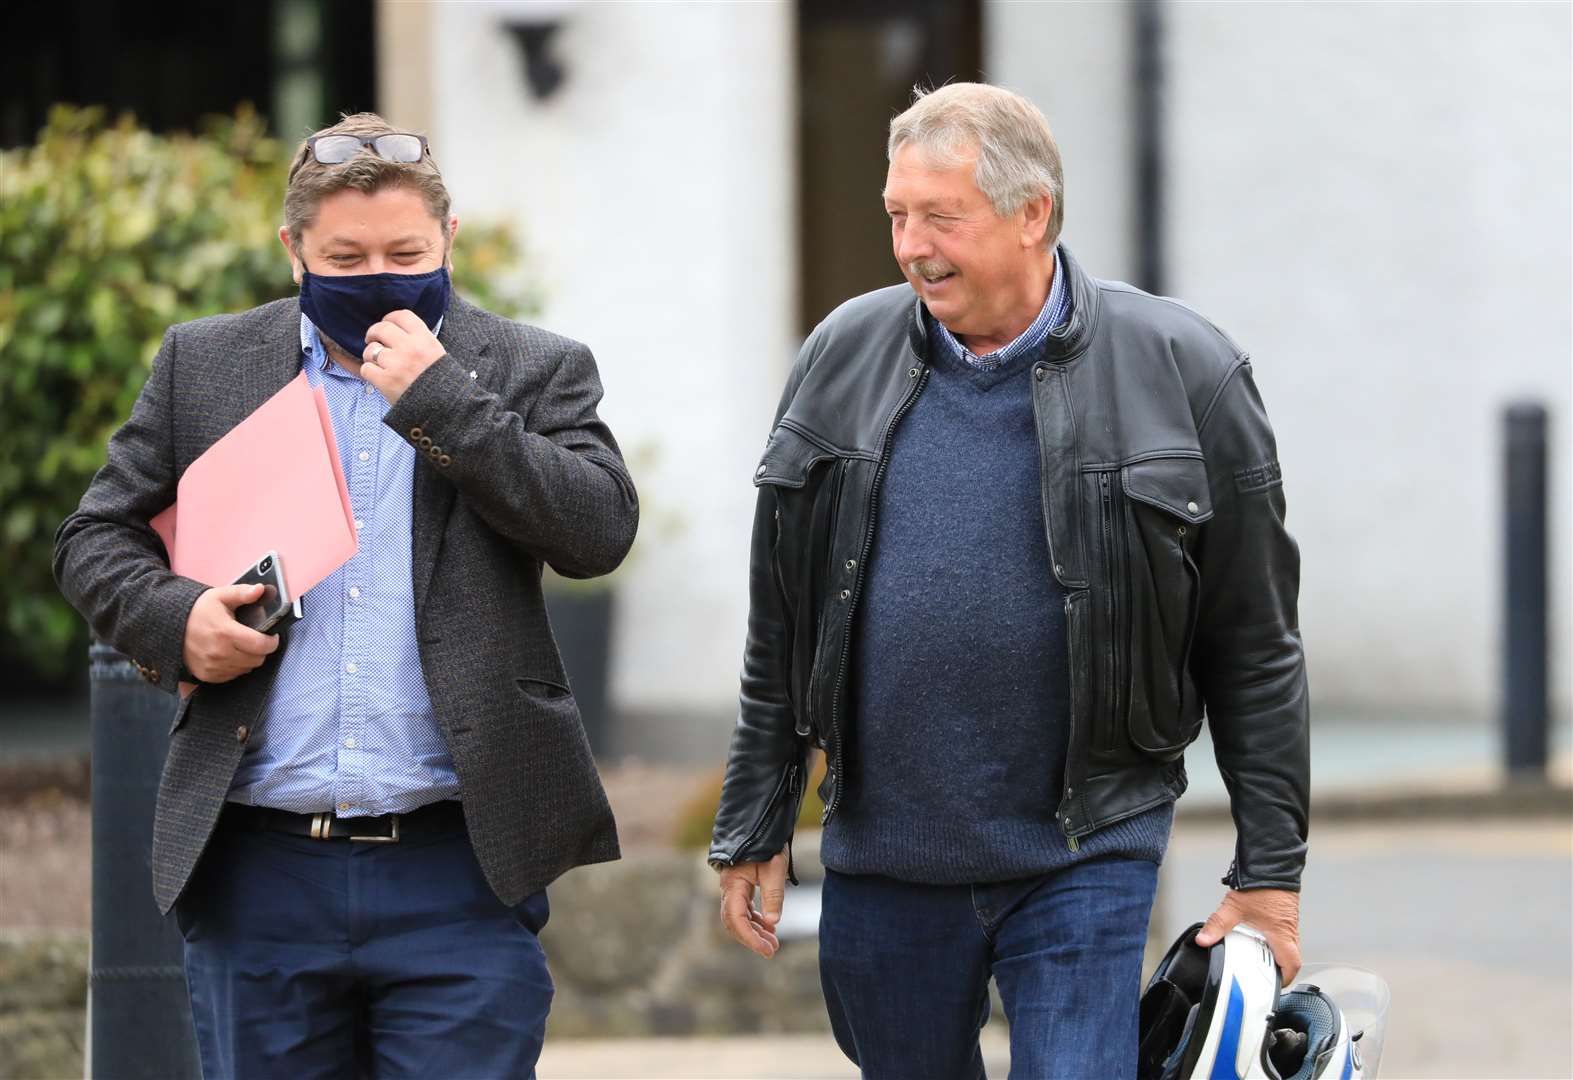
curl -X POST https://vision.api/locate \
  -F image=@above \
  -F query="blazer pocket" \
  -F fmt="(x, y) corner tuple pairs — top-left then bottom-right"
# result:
(515, 676), (573, 701)
(511, 679), (606, 822)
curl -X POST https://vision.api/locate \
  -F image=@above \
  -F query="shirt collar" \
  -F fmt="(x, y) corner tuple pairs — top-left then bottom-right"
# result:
(931, 248), (1070, 371)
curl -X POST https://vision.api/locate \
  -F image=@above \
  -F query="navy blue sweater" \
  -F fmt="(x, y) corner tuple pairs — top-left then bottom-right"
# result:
(819, 324), (1173, 884)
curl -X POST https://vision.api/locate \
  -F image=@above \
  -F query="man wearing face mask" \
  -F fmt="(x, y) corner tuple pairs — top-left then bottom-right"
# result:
(53, 113), (639, 1077)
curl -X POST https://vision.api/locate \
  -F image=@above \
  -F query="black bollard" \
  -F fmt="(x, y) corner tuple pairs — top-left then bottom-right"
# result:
(1502, 404), (1550, 778)
(88, 643), (202, 1079)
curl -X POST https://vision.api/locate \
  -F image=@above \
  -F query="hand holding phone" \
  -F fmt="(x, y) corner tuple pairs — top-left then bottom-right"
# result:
(232, 551), (302, 633)
(178, 551), (300, 686)
(181, 583), (281, 685)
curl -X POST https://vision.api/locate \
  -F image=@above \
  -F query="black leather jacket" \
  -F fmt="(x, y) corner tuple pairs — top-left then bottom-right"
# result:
(709, 248), (1309, 892)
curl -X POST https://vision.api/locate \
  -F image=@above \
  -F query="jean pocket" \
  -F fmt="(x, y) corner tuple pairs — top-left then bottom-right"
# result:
(511, 890), (551, 937)
(172, 889), (201, 941)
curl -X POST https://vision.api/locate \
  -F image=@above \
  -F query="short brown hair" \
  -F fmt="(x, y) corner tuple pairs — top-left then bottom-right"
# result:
(283, 112), (451, 253)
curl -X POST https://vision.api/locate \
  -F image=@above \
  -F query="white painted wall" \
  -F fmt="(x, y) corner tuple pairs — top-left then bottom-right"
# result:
(996, 1), (1571, 714)
(416, 1), (1569, 723)
(985, 1), (1138, 283)
(427, 1), (797, 715)
(994, 2), (1573, 716)
(1166, 2), (1571, 714)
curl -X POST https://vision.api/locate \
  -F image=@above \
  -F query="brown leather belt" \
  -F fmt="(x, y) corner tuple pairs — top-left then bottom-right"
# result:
(220, 799), (464, 844)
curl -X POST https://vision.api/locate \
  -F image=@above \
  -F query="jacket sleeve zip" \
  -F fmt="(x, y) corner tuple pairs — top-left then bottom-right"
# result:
(728, 761), (799, 866)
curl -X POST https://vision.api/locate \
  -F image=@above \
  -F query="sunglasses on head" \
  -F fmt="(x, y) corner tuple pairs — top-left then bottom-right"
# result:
(306, 132), (429, 166)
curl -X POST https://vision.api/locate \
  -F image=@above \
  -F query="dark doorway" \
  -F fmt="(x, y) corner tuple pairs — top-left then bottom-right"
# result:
(796, 0), (984, 334)
(1, 0), (376, 148)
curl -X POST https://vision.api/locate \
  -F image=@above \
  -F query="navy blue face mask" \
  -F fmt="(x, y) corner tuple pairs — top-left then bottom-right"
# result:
(298, 265), (451, 358)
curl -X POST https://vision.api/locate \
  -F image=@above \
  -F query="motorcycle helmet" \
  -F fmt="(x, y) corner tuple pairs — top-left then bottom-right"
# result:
(1138, 922), (1383, 1080)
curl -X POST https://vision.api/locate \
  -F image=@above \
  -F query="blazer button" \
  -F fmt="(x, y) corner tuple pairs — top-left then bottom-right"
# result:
(148, 669), (159, 682)
(438, 454), (452, 468)
(236, 725), (249, 744)
(419, 436), (433, 450)
(428, 444), (442, 458)
(409, 426), (424, 440)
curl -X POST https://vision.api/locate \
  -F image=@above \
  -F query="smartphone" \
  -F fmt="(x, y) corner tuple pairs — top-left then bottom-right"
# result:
(233, 550), (303, 633)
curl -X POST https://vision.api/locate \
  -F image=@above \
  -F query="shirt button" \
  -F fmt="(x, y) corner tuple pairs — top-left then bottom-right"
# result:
(343, 738), (356, 749)
(349, 586), (361, 599)
(346, 662), (358, 674)
(358, 451), (370, 462)
(354, 519), (364, 530)
(364, 384), (373, 395)
(339, 802), (352, 811)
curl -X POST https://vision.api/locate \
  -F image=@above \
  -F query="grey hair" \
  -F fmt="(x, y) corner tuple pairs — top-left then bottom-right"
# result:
(888, 83), (1064, 248)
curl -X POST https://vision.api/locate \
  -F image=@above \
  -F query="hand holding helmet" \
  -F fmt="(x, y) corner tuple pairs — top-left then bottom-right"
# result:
(1139, 922), (1389, 1080)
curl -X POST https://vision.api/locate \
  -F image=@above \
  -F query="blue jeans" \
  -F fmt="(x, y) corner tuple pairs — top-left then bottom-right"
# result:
(818, 855), (1160, 1080)
(174, 814), (553, 1079)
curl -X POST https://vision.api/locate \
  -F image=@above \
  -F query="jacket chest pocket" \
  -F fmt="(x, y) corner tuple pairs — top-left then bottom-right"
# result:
(755, 425), (847, 739)
(1104, 455), (1213, 759)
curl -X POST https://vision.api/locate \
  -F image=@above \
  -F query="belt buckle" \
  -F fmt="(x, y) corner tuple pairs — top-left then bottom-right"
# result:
(349, 814), (400, 844)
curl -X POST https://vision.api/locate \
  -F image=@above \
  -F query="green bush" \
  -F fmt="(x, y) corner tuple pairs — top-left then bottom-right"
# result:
(0, 105), (536, 680)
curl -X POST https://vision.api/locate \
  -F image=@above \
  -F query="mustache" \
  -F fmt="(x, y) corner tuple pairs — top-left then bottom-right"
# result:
(907, 259), (955, 279)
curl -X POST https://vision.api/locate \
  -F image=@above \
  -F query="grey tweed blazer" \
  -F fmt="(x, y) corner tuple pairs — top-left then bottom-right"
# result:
(54, 294), (639, 914)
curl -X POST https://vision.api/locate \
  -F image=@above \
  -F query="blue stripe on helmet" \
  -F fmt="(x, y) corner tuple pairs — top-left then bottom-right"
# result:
(1209, 979), (1245, 1080)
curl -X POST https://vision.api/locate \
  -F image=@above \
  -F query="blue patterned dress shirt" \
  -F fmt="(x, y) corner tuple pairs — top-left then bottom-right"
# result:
(227, 317), (460, 816)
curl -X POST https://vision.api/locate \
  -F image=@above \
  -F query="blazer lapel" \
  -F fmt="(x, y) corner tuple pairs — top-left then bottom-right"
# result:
(411, 297), (493, 616)
(241, 299), (308, 419)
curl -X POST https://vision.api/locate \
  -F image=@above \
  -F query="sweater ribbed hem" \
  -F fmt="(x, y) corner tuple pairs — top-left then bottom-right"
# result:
(819, 800), (1174, 885)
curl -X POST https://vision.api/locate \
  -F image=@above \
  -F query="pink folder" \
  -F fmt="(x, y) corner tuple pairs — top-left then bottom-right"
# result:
(151, 372), (358, 600)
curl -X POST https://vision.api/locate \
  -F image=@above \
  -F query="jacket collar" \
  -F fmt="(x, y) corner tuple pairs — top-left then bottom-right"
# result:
(904, 243), (1098, 364)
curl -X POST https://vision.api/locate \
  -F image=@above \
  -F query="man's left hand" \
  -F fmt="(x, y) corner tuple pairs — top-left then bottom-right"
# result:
(1195, 887), (1301, 984)
(362, 309), (446, 405)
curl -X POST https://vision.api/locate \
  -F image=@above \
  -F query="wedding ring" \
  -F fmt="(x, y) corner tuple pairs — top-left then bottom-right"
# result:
(366, 343), (386, 365)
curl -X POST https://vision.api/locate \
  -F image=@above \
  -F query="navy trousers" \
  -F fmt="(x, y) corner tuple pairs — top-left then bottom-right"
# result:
(174, 810), (553, 1079)
(818, 855), (1160, 1080)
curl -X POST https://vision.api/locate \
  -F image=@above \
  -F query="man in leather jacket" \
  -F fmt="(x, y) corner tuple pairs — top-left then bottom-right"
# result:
(709, 83), (1308, 1077)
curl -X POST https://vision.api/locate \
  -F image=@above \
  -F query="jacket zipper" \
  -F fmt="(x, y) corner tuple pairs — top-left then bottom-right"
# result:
(822, 361), (930, 825)
(784, 764), (802, 885)
(1032, 363), (1085, 851)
